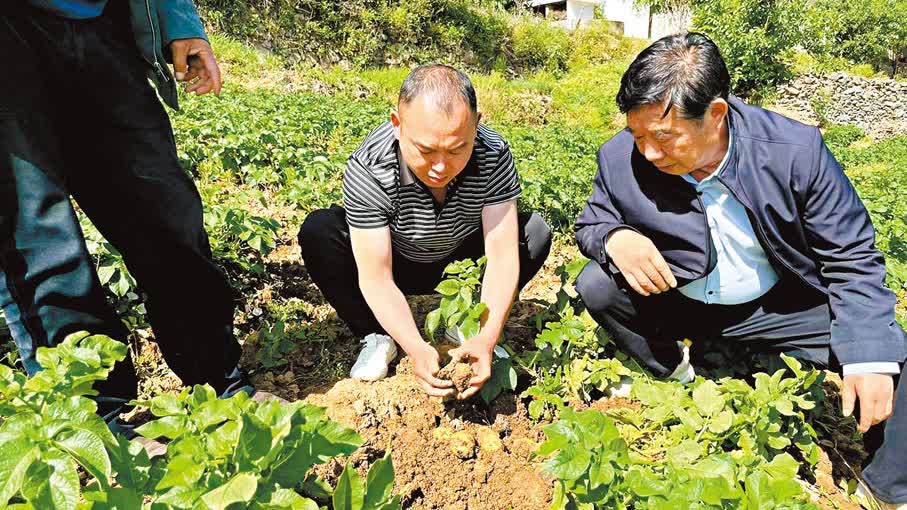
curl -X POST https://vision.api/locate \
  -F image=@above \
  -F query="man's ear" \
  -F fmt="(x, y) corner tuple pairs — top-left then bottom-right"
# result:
(476, 111), (483, 126)
(709, 98), (729, 127)
(390, 110), (402, 140)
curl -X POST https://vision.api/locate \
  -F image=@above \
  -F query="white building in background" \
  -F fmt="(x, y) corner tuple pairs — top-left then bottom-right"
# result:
(529, 0), (690, 40)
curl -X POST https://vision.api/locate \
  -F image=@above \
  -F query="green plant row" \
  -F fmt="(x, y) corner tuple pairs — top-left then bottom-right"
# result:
(0, 333), (401, 510)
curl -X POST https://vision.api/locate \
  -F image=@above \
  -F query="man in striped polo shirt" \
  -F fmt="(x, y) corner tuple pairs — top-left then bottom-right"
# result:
(299, 65), (552, 398)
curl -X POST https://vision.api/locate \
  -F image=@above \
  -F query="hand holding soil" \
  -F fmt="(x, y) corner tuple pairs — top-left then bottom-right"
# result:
(438, 358), (474, 394)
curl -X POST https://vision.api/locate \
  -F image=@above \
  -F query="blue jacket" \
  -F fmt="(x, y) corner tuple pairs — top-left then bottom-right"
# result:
(127, 0), (208, 109)
(575, 97), (906, 366)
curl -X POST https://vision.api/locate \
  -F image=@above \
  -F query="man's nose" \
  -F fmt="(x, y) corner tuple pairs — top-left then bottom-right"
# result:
(640, 140), (664, 162)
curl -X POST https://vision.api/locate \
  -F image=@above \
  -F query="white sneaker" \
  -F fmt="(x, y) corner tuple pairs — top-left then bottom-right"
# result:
(667, 340), (696, 384)
(350, 333), (397, 381)
(856, 481), (907, 509)
(445, 325), (510, 359)
(607, 340), (695, 397)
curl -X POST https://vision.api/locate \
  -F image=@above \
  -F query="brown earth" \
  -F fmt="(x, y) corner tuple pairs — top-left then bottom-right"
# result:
(129, 240), (873, 509)
(305, 356), (554, 510)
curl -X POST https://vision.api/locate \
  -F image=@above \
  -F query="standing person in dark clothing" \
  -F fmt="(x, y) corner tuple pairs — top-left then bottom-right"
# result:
(574, 33), (906, 508)
(0, 0), (249, 428)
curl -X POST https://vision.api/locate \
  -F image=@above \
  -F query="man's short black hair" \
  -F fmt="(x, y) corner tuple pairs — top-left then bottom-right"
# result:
(398, 64), (478, 117)
(616, 32), (730, 120)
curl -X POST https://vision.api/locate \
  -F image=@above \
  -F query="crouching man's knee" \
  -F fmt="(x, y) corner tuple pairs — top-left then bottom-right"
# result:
(575, 260), (623, 315)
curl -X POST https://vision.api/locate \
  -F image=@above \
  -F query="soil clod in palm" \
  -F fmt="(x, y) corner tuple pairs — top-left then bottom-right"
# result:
(438, 359), (473, 393)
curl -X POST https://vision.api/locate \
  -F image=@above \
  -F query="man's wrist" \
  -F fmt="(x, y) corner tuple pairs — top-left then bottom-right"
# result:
(841, 362), (901, 376)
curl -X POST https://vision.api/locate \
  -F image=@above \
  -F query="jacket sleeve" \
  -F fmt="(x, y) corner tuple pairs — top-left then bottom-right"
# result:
(575, 145), (636, 266)
(801, 127), (905, 365)
(157, 0), (209, 58)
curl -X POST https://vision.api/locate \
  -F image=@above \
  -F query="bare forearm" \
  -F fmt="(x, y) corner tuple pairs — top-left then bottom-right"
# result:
(478, 256), (519, 345)
(359, 278), (426, 355)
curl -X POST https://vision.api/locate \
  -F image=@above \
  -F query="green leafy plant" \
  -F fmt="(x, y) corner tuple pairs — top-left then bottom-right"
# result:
(0, 333), (401, 510)
(0, 332), (127, 509)
(253, 320), (302, 370)
(540, 354), (825, 509)
(204, 203), (281, 274)
(424, 257), (517, 403)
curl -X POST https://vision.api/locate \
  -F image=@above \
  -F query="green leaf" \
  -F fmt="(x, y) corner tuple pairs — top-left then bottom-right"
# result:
(708, 409), (734, 434)
(333, 463), (365, 510)
(545, 444), (591, 482)
(665, 440), (701, 466)
(135, 415), (191, 440)
(149, 393), (184, 417)
(22, 455), (79, 510)
(154, 454), (205, 491)
(435, 280), (459, 296)
(236, 413), (273, 469)
(763, 453), (800, 480)
(53, 429), (111, 487)
(424, 309), (441, 341)
(692, 380), (725, 416)
(201, 472), (259, 509)
(363, 450), (395, 510)
(0, 439), (38, 506)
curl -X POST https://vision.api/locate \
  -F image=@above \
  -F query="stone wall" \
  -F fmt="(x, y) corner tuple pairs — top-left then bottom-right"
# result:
(773, 73), (907, 139)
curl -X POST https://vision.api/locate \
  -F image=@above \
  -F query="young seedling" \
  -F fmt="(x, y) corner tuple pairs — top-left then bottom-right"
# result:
(424, 257), (517, 402)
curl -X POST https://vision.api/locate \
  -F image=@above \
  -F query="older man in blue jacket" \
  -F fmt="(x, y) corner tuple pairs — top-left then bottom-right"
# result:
(0, 0), (246, 427)
(575, 33), (906, 507)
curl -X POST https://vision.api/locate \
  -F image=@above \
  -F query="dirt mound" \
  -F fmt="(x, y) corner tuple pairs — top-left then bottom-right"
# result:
(305, 356), (554, 510)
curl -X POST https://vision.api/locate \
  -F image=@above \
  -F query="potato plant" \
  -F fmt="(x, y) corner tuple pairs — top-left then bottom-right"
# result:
(424, 257), (517, 403)
(0, 333), (401, 510)
(540, 355), (825, 509)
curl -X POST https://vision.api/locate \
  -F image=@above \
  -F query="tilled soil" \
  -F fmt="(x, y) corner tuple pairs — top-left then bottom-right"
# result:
(306, 356), (554, 510)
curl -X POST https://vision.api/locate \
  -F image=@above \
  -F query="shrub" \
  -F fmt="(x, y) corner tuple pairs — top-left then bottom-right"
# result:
(509, 16), (572, 74)
(803, 0), (907, 78)
(691, 0), (806, 99)
(568, 20), (622, 68)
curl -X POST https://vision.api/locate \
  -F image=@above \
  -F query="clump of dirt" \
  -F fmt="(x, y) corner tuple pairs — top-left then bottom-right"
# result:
(306, 356), (553, 510)
(438, 359), (473, 394)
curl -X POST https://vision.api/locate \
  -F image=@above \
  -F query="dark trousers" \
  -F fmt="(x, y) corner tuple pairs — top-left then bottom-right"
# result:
(298, 205), (552, 337)
(0, 5), (241, 403)
(576, 260), (907, 503)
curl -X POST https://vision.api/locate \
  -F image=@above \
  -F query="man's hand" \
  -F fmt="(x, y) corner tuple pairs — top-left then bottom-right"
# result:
(605, 228), (677, 296)
(410, 342), (456, 398)
(842, 373), (895, 433)
(448, 336), (495, 400)
(170, 38), (222, 96)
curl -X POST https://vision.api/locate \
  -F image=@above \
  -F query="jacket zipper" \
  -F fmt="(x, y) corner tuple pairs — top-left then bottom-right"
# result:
(694, 192), (717, 280)
(717, 176), (816, 291)
(144, 0), (169, 82)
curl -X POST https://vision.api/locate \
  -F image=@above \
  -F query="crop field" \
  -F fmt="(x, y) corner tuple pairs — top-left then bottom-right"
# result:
(0, 33), (906, 510)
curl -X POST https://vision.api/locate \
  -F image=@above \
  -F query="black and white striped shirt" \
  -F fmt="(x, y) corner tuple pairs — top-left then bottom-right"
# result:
(343, 121), (521, 263)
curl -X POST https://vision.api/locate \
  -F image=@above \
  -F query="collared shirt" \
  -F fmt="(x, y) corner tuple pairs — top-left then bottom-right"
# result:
(676, 122), (898, 376)
(342, 121), (521, 263)
(28, 0), (108, 18)
(678, 123), (781, 305)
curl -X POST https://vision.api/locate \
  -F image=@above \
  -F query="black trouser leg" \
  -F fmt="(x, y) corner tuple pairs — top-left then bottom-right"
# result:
(0, 7), (241, 397)
(298, 206), (552, 337)
(0, 8), (137, 402)
(575, 260), (693, 376)
(57, 12), (240, 391)
(298, 206), (383, 337)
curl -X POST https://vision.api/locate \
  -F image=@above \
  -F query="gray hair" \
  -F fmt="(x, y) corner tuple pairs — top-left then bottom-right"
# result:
(398, 64), (478, 117)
